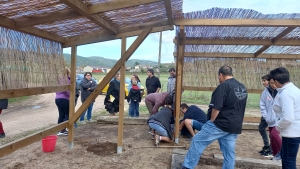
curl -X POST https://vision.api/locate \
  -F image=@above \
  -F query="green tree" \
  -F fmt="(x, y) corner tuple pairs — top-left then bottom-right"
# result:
(135, 61), (140, 66)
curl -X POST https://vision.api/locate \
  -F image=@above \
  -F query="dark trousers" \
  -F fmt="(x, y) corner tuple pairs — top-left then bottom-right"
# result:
(281, 137), (300, 169)
(129, 102), (139, 117)
(0, 109), (3, 134)
(258, 116), (270, 146)
(55, 99), (69, 124)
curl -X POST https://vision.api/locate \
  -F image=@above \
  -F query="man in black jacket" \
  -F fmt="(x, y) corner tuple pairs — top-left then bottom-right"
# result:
(145, 69), (161, 95)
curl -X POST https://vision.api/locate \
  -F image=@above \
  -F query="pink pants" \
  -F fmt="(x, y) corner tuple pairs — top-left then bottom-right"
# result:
(269, 127), (282, 156)
(0, 109), (4, 134)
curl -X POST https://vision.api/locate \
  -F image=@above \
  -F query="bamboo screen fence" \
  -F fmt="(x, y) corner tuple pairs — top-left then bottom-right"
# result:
(0, 27), (67, 89)
(182, 57), (300, 90)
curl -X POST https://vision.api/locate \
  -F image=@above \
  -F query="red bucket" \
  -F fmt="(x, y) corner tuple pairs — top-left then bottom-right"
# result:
(42, 135), (58, 153)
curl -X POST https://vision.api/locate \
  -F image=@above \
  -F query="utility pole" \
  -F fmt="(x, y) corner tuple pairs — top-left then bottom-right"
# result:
(157, 31), (162, 79)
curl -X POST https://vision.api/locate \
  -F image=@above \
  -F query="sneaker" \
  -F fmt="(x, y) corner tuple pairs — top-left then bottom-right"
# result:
(79, 121), (86, 124)
(0, 133), (5, 138)
(57, 129), (68, 136)
(154, 134), (160, 147)
(151, 135), (155, 140)
(148, 128), (153, 134)
(261, 151), (273, 158)
(87, 119), (95, 123)
(259, 146), (270, 154)
(271, 152), (281, 161)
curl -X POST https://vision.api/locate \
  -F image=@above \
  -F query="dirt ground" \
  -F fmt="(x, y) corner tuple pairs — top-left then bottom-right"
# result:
(1, 94), (297, 169)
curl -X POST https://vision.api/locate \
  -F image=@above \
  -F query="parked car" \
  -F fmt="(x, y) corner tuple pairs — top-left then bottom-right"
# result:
(98, 77), (145, 98)
(76, 74), (97, 89)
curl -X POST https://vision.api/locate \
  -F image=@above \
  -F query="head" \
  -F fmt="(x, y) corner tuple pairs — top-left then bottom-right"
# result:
(65, 67), (70, 77)
(115, 72), (120, 80)
(164, 95), (173, 107)
(169, 68), (176, 77)
(180, 103), (189, 113)
(261, 74), (270, 87)
(131, 74), (140, 82)
(269, 67), (290, 88)
(268, 78), (277, 90)
(147, 69), (154, 77)
(218, 65), (233, 83)
(132, 80), (137, 86)
(84, 72), (92, 80)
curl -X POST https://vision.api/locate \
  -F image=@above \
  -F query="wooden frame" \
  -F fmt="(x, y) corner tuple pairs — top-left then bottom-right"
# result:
(0, 85), (70, 99)
(182, 86), (263, 94)
(174, 19), (300, 27)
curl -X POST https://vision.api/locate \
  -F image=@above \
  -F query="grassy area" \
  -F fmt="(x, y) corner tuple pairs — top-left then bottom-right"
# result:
(91, 72), (260, 109)
(8, 96), (29, 103)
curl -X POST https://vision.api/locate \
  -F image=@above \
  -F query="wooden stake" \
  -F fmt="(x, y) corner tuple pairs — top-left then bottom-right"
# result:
(117, 37), (126, 154)
(68, 46), (77, 149)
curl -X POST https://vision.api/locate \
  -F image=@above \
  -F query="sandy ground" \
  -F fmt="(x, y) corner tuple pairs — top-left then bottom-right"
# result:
(0, 94), (288, 169)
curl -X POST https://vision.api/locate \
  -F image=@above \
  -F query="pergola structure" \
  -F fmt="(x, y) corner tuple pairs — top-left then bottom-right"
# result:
(0, 0), (182, 157)
(172, 8), (300, 143)
(1, 2), (300, 158)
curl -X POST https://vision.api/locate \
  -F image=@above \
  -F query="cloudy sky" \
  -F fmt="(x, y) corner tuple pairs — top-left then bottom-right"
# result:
(63, 0), (300, 63)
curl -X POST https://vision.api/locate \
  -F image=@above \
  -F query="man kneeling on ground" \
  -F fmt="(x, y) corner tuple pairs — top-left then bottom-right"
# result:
(179, 103), (207, 138)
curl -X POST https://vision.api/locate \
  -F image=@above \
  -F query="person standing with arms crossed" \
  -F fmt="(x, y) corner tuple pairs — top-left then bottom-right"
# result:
(182, 66), (248, 169)
(145, 69), (161, 95)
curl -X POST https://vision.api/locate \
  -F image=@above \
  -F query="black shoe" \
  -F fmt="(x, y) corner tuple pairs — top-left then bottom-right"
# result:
(0, 133), (5, 138)
(259, 146), (270, 154)
(261, 151), (273, 158)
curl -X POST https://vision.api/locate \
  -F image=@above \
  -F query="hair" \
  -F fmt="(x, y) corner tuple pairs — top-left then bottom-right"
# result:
(261, 74), (270, 80)
(84, 72), (92, 77)
(169, 68), (175, 72)
(269, 67), (290, 84)
(164, 95), (173, 106)
(132, 74), (140, 82)
(65, 67), (70, 76)
(132, 80), (137, 86)
(180, 103), (189, 109)
(218, 65), (233, 76)
(114, 72), (120, 79)
(147, 69), (154, 75)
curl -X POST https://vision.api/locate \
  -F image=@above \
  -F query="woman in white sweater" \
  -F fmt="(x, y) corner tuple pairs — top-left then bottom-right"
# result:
(270, 67), (300, 169)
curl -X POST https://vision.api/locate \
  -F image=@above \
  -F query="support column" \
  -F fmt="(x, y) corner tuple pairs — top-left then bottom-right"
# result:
(174, 26), (185, 144)
(117, 37), (126, 154)
(68, 45), (77, 149)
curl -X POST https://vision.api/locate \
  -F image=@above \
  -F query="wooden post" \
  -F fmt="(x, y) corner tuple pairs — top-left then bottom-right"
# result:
(174, 26), (185, 144)
(157, 31), (162, 79)
(117, 37), (126, 154)
(68, 45), (77, 149)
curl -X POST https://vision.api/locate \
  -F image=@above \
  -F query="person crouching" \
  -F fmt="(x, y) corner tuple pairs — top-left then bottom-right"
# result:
(147, 95), (174, 146)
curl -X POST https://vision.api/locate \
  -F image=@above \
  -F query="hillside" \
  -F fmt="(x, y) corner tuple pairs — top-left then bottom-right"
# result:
(64, 54), (157, 68)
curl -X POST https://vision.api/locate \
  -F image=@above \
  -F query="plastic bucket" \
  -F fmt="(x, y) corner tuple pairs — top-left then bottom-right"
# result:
(42, 135), (58, 153)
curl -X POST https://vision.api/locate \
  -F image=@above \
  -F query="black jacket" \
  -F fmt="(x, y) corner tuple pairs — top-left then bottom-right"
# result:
(147, 107), (174, 139)
(146, 76), (161, 95)
(105, 79), (120, 107)
(80, 77), (97, 102)
(0, 99), (8, 109)
(127, 86), (141, 103)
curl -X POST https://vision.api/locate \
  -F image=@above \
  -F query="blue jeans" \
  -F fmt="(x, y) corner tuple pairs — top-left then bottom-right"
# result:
(149, 123), (168, 137)
(192, 120), (204, 131)
(281, 137), (300, 169)
(129, 102), (139, 117)
(183, 121), (238, 169)
(80, 102), (94, 121)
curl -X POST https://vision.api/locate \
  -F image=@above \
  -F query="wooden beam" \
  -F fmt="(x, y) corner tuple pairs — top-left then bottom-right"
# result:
(174, 26), (185, 144)
(0, 15), (65, 43)
(15, 9), (80, 28)
(88, 0), (161, 14)
(68, 28), (152, 125)
(163, 0), (173, 25)
(68, 46), (77, 149)
(0, 85), (70, 99)
(117, 37), (126, 154)
(173, 52), (300, 59)
(243, 116), (261, 123)
(173, 38), (300, 46)
(0, 122), (67, 158)
(60, 0), (117, 34)
(254, 27), (296, 57)
(63, 21), (172, 47)
(182, 86), (263, 94)
(173, 19), (300, 27)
